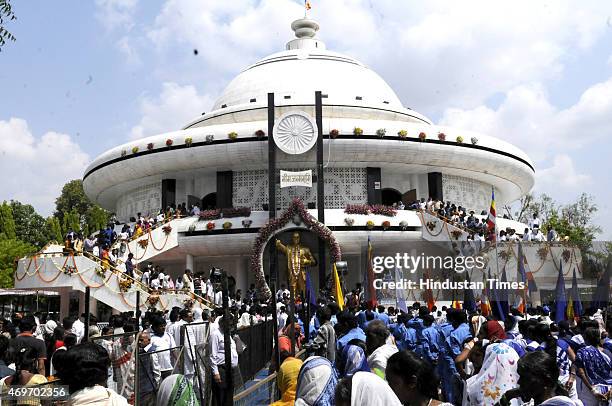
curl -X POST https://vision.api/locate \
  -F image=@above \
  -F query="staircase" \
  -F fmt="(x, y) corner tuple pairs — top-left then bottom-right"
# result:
(14, 246), (213, 313)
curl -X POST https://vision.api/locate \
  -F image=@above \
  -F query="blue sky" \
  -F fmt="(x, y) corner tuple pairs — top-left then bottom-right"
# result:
(1, 0), (611, 237)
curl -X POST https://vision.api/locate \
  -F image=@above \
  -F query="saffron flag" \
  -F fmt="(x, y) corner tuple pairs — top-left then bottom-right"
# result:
(423, 268), (435, 311)
(332, 263), (344, 311)
(364, 236), (378, 308)
(487, 187), (496, 241)
(554, 259), (567, 323)
(481, 272), (491, 316)
(305, 0), (311, 10)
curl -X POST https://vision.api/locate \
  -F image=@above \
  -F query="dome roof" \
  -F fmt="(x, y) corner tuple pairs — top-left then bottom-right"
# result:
(210, 18), (430, 124)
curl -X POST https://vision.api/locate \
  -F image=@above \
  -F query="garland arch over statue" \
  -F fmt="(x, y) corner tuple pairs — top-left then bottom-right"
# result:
(250, 198), (342, 301)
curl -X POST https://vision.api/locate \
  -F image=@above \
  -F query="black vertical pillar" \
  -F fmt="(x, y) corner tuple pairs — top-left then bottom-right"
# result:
(267, 93), (278, 289)
(216, 171), (233, 208)
(161, 179), (176, 210)
(84, 287), (90, 342)
(315, 91), (326, 291)
(427, 172), (443, 201)
(366, 167), (382, 205)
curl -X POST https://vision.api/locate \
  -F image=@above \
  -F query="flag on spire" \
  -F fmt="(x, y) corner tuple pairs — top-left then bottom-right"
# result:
(305, 0), (312, 11)
(487, 187), (496, 241)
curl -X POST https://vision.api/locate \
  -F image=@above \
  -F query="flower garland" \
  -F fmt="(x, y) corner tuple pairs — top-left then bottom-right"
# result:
(95, 267), (106, 278)
(137, 239), (149, 249)
(62, 265), (77, 276)
(249, 198), (342, 301)
(162, 225), (172, 235)
(450, 230), (463, 240)
(199, 209), (221, 220)
(118, 277), (133, 293)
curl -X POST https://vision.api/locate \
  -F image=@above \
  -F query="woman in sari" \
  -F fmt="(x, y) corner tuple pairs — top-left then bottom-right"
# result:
(295, 356), (338, 406)
(336, 339), (369, 378)
(334, 371), (402, 406)
(575, 327), (612, 405)
(156, 374), (199, 406)
(463, 342), (520, 406)
(497, 351), (580, 406)
(271, 356), (303, 406)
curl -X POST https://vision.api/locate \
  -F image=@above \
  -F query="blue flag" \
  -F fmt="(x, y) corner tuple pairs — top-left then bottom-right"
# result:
(571, 268), (583, 317)
(554, 259), (567, 323)
(305, 271), (317, 307)
(489, 268), (506, 321)
(463, 271), (477, 313)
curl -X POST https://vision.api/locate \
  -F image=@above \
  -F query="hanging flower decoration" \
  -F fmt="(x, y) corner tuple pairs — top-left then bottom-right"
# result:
(470, 136), (478, 145)
(399, 220), (409, 230)
(366, 220), (375, 230)
(62, 265), (77, 276)
(166, 139), (173, 147)
(249, 198), (342, 301)
(451, 230), (463, 240)
(162, 225), (172, 235)
(456, 136), (464, 143)
(205, 134), (214, 143)
(121, 150), (127, 157)
(184, 137), (193, 146)
(95, 268), (106, 278)
(137, 239), (148, 249)
(119, 277), (133, 293)
(398, 130), (408, 138)
(382, 220), (391, 230)
(147, 142), (154, 150)
(438, 132), (446, 141)
(376, 128), (386, 137)
(329, 129), (339, 139)
(499, 250), (511, 261)
(344, 204), (370, 215)
(242, 219), (253, 228)
(206, 222), (216, 231)
(537, 246), (548, 261)
(255, 129), (265, 138)
(370, 204), (398, 217)
(228, 131), (238, 140)
(132, 146), (139, 154)
(223, 221), (232, 230)
(562, 249), (571, 263)
(199, 209), (221, 220)
(147, 292), (160, 307)
(353, 127), (363, 136)
(419, 132), (427, 141)
(344, 217), (355, 226)
(426, 221), (437, 231)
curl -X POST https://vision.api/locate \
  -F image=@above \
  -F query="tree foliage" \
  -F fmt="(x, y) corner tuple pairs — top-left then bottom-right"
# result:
(54, 179), (110, 236)
(0, 0), (16, 52)
(9, 200), (50, 248)
(0, 238), (35, 288)
(46, 216), (63, 243)
(0, 201), (16, 239)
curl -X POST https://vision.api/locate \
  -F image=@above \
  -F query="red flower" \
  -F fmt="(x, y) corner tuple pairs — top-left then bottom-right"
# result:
(147, 142), (154, 150)
(166, 139), (173, 146)
(255, 129), (265, 138)
(329, 129), (339, 138)
(438, 132), (446, 141)
(206, 222), (215, 231)
(419, 132), (427, 140)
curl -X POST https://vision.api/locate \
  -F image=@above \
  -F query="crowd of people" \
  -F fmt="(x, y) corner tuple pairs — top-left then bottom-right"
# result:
(268, 289), (612, 406)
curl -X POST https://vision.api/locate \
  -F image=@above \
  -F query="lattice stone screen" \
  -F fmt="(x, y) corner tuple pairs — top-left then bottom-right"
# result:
(441, 174), (489, 213)
(116, 182), (162, 221)
(232, 168), (367, 209)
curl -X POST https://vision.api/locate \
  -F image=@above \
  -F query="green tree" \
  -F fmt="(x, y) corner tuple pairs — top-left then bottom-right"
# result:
(0, 201), (16, 239)
(46, 216), (63, 243)
(0, 238), (35, 288)
(54, 180), (110, 235)
(0, 0), (16, 52)
(9, 200), (50, 248)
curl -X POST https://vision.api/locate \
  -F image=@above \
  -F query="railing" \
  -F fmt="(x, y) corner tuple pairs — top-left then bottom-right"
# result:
(236, 319), (274, 384)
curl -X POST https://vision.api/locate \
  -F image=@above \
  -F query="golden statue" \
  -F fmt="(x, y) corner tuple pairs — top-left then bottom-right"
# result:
(276, 232), (317, 298)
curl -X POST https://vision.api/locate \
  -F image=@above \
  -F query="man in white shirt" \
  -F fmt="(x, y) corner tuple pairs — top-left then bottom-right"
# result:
(72, 314), (85, 343)
(531, 227), (545, 242)
(208, 316), (238, 406)
(149, 315), (176, 380)
(522, 228), (531, 241)
(529, 213), (540, 230)
(277, 306), (288, 330)
(141, 265), (151, 286)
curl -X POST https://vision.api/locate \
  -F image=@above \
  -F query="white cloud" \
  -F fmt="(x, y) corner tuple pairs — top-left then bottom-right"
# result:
(129, 82), (214, 140)
(95, 0), (139, 31)
(536, 154), (591, 190)
(140, 0), (612, 114)
(116, 36), (141, 67)
(0, 118), (90, 216)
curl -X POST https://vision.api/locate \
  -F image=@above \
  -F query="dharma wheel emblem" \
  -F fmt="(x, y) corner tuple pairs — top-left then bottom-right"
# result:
(273, 111), (318, 155)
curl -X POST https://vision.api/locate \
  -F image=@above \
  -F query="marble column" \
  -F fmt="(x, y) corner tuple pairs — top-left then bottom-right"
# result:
(186, 254), (194, 273)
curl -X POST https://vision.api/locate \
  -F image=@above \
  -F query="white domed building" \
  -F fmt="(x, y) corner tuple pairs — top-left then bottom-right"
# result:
(16, 19), (567, 318)
(78, 18), (539, 301)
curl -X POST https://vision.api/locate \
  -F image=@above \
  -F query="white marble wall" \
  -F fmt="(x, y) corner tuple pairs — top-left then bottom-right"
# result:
(115, 182), (161, 221)
(442, 174), (490, 213)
